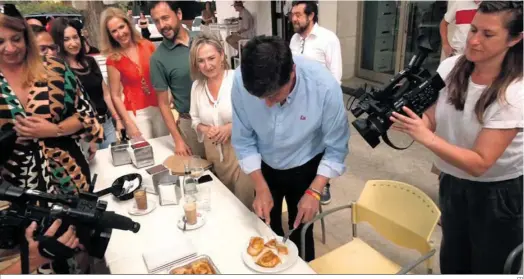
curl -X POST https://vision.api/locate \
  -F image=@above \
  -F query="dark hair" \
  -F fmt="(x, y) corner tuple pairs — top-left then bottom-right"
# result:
(240, 36), (294, 98)
(148, 1), (182, 14)
(30, 24), (47, 35)
(446, 1), (522, 123)
(50, 17), (88, 69)
(291, 1), (318, 23)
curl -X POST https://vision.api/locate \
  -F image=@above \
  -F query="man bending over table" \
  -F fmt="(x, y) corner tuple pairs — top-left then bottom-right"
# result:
(231, 35), (350, 262)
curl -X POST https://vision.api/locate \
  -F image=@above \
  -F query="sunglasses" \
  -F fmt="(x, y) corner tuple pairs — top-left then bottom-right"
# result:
(39, 44), (60, 54)
(0, 4), (23, 19)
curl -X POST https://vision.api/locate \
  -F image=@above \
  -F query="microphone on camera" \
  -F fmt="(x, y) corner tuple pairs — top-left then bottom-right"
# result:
(99, 211), (140, 233)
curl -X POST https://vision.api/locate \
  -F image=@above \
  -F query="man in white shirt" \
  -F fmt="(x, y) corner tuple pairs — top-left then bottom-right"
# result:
(288, 1), (343, 205)
(289, 1), (342, 84)
(226, 1), (255, 51)
(439, 0), (481, 57)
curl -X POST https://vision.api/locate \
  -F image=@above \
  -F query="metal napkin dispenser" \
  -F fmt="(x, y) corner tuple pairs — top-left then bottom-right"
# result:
(128, 140), (155, 169)
(111, 140), (132, 166)
(144, 164), (170, 194)
(156, 174), (182, 206)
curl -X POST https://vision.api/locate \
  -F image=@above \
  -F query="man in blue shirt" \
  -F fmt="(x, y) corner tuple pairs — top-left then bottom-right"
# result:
(231, 36), (350, 261)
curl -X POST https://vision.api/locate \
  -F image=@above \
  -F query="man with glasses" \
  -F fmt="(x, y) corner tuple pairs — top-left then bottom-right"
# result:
(288, 1), (342, 205)
(30, 25), (59, 57)
(231, 36), (349, 262)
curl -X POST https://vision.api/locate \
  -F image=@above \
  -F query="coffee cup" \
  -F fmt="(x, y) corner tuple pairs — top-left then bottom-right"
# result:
(134, 188), (148, 210)
(183, 196), (197, 225)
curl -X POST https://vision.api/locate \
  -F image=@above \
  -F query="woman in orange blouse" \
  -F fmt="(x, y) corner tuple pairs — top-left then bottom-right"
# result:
(100, 7), (168, 139)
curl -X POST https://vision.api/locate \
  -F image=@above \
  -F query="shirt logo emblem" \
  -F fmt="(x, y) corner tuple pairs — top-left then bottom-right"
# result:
(300, 115), (306, 120)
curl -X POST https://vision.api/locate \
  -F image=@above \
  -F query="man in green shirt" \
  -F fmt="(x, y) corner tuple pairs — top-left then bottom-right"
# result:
(149, 1), (205, 158)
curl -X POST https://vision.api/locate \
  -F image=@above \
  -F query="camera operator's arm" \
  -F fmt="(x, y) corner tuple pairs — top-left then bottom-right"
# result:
(422, 103), (437, 132)
(391, 106), (520, 177)
(0, 220), (79, 274)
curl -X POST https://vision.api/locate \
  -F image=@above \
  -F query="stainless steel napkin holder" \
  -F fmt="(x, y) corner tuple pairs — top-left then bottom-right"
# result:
(155, 174), (181, 206)
(144, 164), (170, 194)
(110, 140), (132, 166)
(128, 140), (155, 169)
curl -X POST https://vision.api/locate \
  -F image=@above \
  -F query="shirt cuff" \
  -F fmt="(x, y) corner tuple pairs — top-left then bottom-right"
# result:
(317, 159), (346, 179)
(238, 153), (262, 174)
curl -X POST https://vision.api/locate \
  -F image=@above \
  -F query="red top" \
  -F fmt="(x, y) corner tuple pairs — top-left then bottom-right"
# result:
(106, 39), (158, 114)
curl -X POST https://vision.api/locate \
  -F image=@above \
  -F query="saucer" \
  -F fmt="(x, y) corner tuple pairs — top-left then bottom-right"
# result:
(128, 199), (157, 216)
(177, 212), (206, 231)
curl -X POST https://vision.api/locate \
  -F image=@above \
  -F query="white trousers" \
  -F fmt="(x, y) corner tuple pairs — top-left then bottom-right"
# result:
(127, 106), (169, 140)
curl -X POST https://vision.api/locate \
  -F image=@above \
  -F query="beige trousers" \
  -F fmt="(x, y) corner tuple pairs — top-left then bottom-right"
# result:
(203, 137), (254, 209)
(177, 117), (206, 159)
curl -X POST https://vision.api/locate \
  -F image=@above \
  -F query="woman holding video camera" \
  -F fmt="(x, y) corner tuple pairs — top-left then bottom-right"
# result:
(390, 1), (522, 274)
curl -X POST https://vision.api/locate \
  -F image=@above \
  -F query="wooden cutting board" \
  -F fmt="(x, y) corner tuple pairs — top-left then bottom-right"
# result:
(163, 155), (213, 175)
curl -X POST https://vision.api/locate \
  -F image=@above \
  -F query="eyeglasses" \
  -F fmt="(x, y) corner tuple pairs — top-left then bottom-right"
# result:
(300, 39), (305, 54)
(0, 4), (23, 19)
(39, 44), (60, 54)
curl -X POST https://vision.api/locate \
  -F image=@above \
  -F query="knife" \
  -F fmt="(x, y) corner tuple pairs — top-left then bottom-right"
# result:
(253, 212), (277, 240)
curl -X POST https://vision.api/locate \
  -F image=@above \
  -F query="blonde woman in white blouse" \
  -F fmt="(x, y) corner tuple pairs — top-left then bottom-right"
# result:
(189, 33), (254, 208)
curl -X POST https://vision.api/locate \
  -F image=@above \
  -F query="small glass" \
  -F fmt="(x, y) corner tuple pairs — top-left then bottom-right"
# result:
(196, 183), (211, 212)
(133, 187), (148, 210)
(183, 195), (198, 225)
(189, 155), (205, 181)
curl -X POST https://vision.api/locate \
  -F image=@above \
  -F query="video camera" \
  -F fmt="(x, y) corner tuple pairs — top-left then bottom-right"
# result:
(0, 181), (140, 258)
(350, 35), (445, 149)
(0, 126), (140, 273)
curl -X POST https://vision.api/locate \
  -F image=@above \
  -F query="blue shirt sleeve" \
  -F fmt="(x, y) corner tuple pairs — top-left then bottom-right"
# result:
(231, 72), (261, 174)
(317, 81), (350, 178)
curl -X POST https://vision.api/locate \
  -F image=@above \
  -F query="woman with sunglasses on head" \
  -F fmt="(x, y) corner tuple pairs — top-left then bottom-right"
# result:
(100, 7), (168, 140)
(50, 18), (120, 150)
(0, 4), (102, 274)
(391, 1), (523, 274)
(30, 24), (59, 57)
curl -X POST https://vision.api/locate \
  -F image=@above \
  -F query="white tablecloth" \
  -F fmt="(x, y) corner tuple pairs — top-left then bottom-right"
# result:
(90, 136), (315, 274)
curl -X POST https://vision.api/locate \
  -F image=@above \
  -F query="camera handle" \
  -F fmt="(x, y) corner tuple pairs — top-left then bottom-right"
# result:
(381, 133), (414, 150)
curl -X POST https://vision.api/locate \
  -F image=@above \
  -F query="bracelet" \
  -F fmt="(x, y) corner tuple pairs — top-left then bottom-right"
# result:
(305, 189), (320, 201)
(308, 187), (322, 196)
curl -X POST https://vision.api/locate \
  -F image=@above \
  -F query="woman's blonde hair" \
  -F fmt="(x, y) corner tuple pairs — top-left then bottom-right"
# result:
(99, 7), (142, 60)
(0, 14), (45, 87)
(189, 32), (230, 83)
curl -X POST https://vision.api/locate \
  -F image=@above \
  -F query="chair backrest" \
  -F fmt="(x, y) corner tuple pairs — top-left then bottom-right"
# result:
(353, 180), (441, 255)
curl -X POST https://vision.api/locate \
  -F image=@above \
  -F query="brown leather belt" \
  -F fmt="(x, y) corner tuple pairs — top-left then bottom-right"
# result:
(179, 113), (191, 119)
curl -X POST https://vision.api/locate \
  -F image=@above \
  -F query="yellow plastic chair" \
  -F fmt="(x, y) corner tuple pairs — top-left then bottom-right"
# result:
(283, 198), (326, 244)
(301, 180), (441, 274)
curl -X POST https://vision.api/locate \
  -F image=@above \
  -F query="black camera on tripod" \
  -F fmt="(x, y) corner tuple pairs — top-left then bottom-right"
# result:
(350, 35), (446, 149)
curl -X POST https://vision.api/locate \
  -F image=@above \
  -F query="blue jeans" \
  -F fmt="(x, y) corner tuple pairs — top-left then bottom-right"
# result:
(99, 118), (116, 149)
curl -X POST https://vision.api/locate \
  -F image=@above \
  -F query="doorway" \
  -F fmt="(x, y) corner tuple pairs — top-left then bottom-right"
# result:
(356, 1), (447, 84)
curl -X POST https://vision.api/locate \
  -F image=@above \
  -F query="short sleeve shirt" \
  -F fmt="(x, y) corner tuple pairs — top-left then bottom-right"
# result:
(150, 34), (195, 114)
(434, 55), (523, 182)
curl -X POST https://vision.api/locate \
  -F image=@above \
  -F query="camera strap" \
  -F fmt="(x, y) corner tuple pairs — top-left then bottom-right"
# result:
(382, 134), (414, 150)
(36, 235), (75, 260)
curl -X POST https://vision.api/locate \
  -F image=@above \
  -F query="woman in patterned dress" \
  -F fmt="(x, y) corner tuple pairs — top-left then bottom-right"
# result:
(0, 5), (103, 195)
(0, 4), (102, 274)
